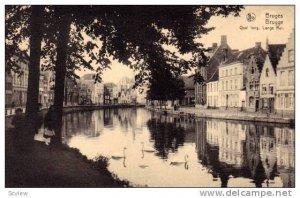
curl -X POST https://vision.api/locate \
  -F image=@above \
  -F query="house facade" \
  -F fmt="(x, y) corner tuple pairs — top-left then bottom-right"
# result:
(104, 83), (117, 104)
(195, 35), (234, 108)
(39, 73), (49, 107)
(206, 71), (219, 108)
(244, 43), (267, 112)
(275, 31), (295, 115)
(81, 73), (104, 105)
(10, 57), (29, 107)
(5, 72), (13, 108)
(78, 83), (92, 105)
(44, 70), (55, 106)
(259, 44), (285, 113)
(219, 62), (246, 109)
(181, 76), (195, 106)
(64, 77), (79, 106)
(6, 56), (57, 108)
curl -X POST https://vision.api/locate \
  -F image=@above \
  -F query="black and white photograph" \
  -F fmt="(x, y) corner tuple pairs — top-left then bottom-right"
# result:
(3, 2), (295, 195)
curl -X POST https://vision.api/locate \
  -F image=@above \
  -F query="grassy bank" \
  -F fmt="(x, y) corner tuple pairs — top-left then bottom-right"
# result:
(5, 130), (130, 187)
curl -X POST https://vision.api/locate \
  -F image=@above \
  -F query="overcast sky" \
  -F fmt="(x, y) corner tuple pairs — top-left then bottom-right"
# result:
(77, 5), (294, 84)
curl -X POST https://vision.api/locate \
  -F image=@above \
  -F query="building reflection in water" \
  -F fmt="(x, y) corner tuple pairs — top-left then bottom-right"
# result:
(245, 124), (265, 187)
(62, 108), (294, 187)
(195, 118), (294, 187)
(275, 127), (295, 187)
(62, 111), (104, 141)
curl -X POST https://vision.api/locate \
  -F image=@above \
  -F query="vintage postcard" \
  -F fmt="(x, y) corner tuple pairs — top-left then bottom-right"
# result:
(4, 3), (295, 197)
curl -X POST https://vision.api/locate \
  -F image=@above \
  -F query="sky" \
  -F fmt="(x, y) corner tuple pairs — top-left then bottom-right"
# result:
(77, 5), (294, 84)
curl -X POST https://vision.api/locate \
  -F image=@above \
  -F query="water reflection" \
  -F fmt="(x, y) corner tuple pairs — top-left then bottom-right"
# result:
(62, 108), (294, 187)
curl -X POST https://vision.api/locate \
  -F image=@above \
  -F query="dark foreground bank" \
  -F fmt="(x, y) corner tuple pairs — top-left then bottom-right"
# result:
(5, 129), (130, 188)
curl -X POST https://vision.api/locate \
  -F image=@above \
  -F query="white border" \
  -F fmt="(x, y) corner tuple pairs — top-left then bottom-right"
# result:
(1, 1), (298, 198)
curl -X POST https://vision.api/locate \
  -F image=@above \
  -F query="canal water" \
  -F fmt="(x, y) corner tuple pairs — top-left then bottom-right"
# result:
(61, 108), (294, 187)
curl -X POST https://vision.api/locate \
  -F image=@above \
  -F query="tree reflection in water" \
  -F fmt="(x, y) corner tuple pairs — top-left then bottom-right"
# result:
(55, 108), (294, 187)
(147, 116), (185, 159)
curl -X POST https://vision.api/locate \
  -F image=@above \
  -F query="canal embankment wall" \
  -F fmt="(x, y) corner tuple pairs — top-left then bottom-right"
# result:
(146, 106), (295, 125)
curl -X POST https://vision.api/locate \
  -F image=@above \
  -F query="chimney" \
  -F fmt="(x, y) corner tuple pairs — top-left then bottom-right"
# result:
(255, 42), (261, 48)
(265, 37), (269, 51)
(221, 35), (227, 46)
(212, 43), (218, 48)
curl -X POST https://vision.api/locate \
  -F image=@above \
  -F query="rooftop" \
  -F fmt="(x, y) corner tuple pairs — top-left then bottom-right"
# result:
(104, 82), (117, 87)
(81, 73), (95, 81)
(181, 76), (195, 90)
(268, 44), (286, 71)
(207, 69), (219, 82)
(221, 45), (267, 71)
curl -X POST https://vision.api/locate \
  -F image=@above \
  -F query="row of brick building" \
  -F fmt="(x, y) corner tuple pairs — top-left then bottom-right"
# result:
(5, 58), (146, 108)
(195, 31), (294, 116)
(5, 56), (55, 108)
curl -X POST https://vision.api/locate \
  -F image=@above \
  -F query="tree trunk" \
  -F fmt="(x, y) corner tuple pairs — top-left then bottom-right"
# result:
(52, 10), (71, 146)
(24, 6), (44, 139)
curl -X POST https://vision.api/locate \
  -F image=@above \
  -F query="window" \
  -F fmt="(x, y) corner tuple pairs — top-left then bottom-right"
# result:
(280, 94), (284, 107)
(262, 84), (267, 94)
(251, 67), (255, 74)
(235, 95), (238, 107)
(226, 70), (228, 76)
(230, 80), (233, 90)
(266, 68), (269, 77)
(280, 71), (286, 86)
(222, 81), (224, 91)
(285, 94), (289, 108)
(263, 98), (268, 108)
(235, 79), (238, 89)
(234, 67), (237, 75)
(226, 81), (228, 90)
(255, 81), (259, 91)
(214, 96), (218, 106)
(249, 82), (254, 91)
(288, 49), (294, 62)
(289, 94), (294, 108)
(288, 70), (294, 86)
(230, 69), (232, 76)
(249, 97), (255, 107)
(269, 84), (274, 94)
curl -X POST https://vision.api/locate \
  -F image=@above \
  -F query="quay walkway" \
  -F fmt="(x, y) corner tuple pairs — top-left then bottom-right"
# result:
(5, 103), (145, 117)
(146, 106), (295, 125)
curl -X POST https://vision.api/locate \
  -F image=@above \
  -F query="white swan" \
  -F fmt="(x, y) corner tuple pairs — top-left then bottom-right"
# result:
(111, 147), (127, 160)
(170, 154), (189, 166)
(141, 142), (155, 153)
(138, 165), (149, 169)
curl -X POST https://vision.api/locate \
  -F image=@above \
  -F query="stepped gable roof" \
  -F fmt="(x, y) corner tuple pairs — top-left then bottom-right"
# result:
(224, 46), (267, 69)
(268, 44), (286, 72)
(181, 76), (195, 90)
